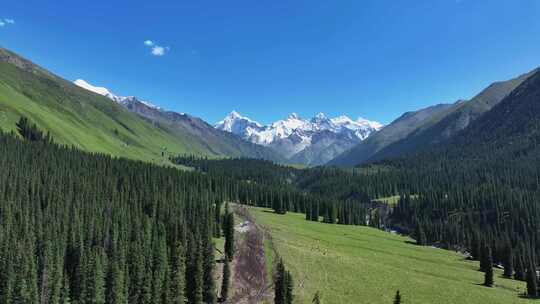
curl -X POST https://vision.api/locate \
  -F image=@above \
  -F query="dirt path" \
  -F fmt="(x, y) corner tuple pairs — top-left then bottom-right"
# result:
(227, 206), (273, 304)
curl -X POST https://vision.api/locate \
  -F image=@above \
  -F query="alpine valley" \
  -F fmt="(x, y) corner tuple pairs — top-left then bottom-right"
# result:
(5, 3), (540, 304)
(3, 35), (540, 304)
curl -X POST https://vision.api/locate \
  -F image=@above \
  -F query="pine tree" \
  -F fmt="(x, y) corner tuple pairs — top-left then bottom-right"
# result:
(202, 235), (217, 304)
(515, 256), (525, 281)
(186, 232), (203, 304)
(152, 236), (169, 304)
(312, 291), (322, 304)
(285, 270), (294, 304)
(169, 241), (185, 304)
(84, 248), (106, 304)
(415, 222), (426, 246)
(483, 246), (494, 287)
(274, 259), (286, 304)
(220, 254), (231, 302)
(214, 201), (223, 238)
(393, 290), (401, 304)
(503, 243), (514, 278)
(311, 201), (319, 222)
(479, 245), (488, 272)
(223, 205), (235, 262)
(106, 254), (127, 304)
(526, 263), (538, 298)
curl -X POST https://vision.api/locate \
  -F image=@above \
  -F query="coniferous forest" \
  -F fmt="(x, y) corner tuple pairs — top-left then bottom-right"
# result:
(2, 69), (540, 302)
(171, 69), (540, 299)
(0, 129), (233, 304)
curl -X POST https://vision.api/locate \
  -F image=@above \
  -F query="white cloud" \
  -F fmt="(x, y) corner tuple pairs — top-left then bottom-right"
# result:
(151, 46), (165, 56)
(144, 39), (169, 56)
(0, 18), (15, 28)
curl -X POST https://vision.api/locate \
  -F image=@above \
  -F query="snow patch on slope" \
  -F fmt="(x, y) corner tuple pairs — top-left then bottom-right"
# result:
(74, 79), (161, 110)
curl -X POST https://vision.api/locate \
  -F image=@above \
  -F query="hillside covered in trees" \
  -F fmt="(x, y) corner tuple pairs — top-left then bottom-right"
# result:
(3, 65), (540, 302)
(174, 68), (540, 300)
(0, 129), (242, 304)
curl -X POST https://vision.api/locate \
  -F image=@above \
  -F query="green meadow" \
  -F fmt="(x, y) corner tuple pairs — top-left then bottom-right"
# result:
(251, 207), (531, 304)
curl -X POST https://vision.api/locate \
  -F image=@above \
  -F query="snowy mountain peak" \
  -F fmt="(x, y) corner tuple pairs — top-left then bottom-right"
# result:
(74, 79), (161, 110)
(228, 110), (243, 119)
(215, 111), (263, 137)
(288, 112), (300, 120)
(331, 115), (353, 124)
(216, 111), (384, 162)
(356, 117), (384, 130)
(315, 112), (327, 119)
(74, 79), (114, 97)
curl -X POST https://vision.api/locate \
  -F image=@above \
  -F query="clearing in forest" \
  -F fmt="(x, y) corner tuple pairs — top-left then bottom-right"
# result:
(250, 207), (531, 304)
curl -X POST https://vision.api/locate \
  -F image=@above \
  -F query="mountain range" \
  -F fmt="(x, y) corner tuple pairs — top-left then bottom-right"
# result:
(328, 68), (538, 166)
(2, 46), (539, 170)
(215, 111), (383, 166)
(0, 47), (283, 164)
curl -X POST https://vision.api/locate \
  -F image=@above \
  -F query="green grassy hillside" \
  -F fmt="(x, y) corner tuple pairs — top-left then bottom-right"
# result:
(0, 47), (282, 164)
(252, 208), (530, 304)
(0, 60), (200, 164)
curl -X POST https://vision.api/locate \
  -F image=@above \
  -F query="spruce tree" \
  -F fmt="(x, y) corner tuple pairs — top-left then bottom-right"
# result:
(170, 241), (185, 304)
(214, 201), (223, 238)
(186, 232), (203, 304)
(393, 290), (401, 304)
(202, 235), (217, 304)
(285, 270), (294, 304)
(106, 254), (127, 304)
(312, 291), (321, 304)
(223, 205), (235, 262)
(84, 248), (106, 304)
(220, 254), (231, 302)
(415, 223), (426, 246)
(515, 256), (525, 281)
(526, 263), (538, 298)
(479, 245), (488, 272)
(484, 262), (494, 287)
(274, 259), (286, 304)
(152, 236), (169, 304)
(483, 246), (494, 287)
(503, 243), (514, 278)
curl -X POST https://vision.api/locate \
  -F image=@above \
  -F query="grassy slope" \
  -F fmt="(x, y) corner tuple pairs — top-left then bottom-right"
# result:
(251, 208), (531, 304)
(367, 69), (536, 163)
(0, 49), (233, 164)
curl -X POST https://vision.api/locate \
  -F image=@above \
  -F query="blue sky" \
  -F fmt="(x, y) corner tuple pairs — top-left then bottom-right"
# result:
(1, 0), (540, 125)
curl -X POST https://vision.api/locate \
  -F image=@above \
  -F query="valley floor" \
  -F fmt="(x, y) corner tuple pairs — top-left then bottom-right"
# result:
(247, 207), (532, 304)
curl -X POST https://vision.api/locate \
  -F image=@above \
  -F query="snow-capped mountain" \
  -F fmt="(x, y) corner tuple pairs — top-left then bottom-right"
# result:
(73, 79), (285, 162)
(74, 79), (161, 110)
(215, 111), (383, 165)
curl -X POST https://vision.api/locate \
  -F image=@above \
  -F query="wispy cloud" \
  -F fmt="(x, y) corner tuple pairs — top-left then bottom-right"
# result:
(0, 18), (15, 28)
(144, 39), (169, 56)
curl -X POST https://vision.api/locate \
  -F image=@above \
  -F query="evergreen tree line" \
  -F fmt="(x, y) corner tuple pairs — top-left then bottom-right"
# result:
(0, 130), (239, 304)
(171, 156), (392, 227)
(172, 138), (540, 299)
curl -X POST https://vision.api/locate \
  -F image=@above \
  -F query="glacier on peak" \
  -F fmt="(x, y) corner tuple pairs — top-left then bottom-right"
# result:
(215, 111), (384, 160)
